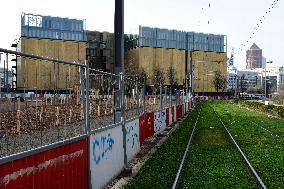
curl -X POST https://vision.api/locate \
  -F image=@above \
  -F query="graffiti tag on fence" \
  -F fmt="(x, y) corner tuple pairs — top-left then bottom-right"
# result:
(126, 124), (139, 149)
(92, 134), (115, 165)
(161, 111), (166, 121)
(154, 112), (162, 133)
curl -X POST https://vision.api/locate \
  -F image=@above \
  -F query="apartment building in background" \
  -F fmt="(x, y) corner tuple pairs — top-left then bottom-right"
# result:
(246, 43), (262, 69)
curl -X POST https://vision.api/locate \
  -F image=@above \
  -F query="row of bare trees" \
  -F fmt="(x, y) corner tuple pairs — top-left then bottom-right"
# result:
(134, 66), (177, 87)
(127, 64), (228, 93)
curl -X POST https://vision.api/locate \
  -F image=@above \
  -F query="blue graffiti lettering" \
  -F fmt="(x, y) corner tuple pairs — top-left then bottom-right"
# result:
(93, 133), (115, 165)
(93, 140), (100, 164)
(155, 113), (161, 131)
(126, 125), (139, 149)
(107, 133), (114, 150)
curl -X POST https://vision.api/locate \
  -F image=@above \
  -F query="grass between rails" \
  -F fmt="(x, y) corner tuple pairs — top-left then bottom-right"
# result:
(213, 101), (284, 189)
(237, 100), (284, 119)
(233, 101), (284, 137)
(179, 102), (258, 189)
(124, 104), (201, 189)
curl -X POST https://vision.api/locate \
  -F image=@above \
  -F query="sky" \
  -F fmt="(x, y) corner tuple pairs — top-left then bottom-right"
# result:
(0, 0), (283, 70)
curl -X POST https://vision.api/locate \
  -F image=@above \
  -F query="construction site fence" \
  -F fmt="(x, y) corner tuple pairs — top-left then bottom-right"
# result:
(0, 48), (230, 189)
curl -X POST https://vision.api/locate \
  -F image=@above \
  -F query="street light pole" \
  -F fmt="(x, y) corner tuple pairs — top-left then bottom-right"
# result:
(202, 66), (204, 98)
(232, 67), (237, 98)
(6, 53), (9, 92)
(265, 61), (273, 99)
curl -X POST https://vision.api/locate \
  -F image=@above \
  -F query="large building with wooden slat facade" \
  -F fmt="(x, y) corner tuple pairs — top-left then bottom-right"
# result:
(17, 37), (86, 91)
(125, 47), (227, 93)
(17, 13), (86, 91)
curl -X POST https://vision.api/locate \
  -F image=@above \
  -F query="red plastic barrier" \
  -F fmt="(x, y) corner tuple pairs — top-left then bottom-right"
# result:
(176, 105), (179, 120)
(139, 112), (154, 146)
(0, 139), (88, 189)
(176, 105), (182, 120)
(166, 108), (169, 127)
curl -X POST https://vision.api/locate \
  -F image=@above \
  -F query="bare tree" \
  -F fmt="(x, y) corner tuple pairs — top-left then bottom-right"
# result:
(247, 86), (263, 94)
(167, 65), (177, 93)
(167, 65), (177, 87)
(138, 68), (148, 85)
(153, 66), (165, 86)
(213, 70), (227, 92)
(125, 53), (137, 77)
(276, 83), (284, 104)
(153, 66), (165, 94)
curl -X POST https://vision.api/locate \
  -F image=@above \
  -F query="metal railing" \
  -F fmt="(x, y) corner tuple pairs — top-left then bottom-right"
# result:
(0, 48), (88, 160)
(0, 47), (187, 163)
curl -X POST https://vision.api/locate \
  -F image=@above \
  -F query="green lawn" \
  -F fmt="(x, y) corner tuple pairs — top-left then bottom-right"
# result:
(213, 101), (284, 189)
(124, 101), (284, 189)
(233, 101), (284, 137)
(124, 104), (200, 189)
(179, 102), (258, 189)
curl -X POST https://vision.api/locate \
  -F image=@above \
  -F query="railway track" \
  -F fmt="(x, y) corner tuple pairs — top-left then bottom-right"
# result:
(211, 106), (267, 189)
(172, 106), (202, 189)
(172, 103), (267, 189)
(249, 120), (284, 141)
(222, 105), (284, 141)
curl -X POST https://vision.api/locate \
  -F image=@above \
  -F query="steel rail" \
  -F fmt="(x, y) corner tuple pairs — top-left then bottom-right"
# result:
(226, 108), (283, 140)
(250, 121), (284, 141)
(211, 106), (267, 189)
(172, 106), (202, 189)
(0, 48), (86, 67)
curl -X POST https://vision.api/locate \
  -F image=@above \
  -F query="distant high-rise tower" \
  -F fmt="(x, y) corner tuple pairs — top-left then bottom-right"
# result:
(262, 56), (267, 68)
(246, 43), (262, 69)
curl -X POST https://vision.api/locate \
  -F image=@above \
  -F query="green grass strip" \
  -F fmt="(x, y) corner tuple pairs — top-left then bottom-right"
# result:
(232, 101), (284, 137)
(179, 102), (258, 189)
(213, 101), (284, 188)
(124, 105), (200, 189)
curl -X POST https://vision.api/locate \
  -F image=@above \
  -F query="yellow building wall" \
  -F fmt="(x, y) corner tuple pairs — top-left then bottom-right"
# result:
(125, 48), (227, 92)
(125, 47), (187, 86)
(191, 51), (227, 92)
(17, 37), (86, 90)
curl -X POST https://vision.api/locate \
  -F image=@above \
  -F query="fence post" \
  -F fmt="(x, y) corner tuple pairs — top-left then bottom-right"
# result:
(175, 89), (178, 107)
(79, 65), (89, 134)
(135, 79), (139, 116)
(165, 87), (167, 108)
(84, 62), (91, 189)
(170, 87), (172, 109)
(85, 63), (90, 134)
(182, 90), (185, 114)
(178, 90), (181, 105)
(119, 73), (128, 169)
(160, 85), (162, 111)
(143, 81), (146, 114)
(159, 85), (163, 132)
